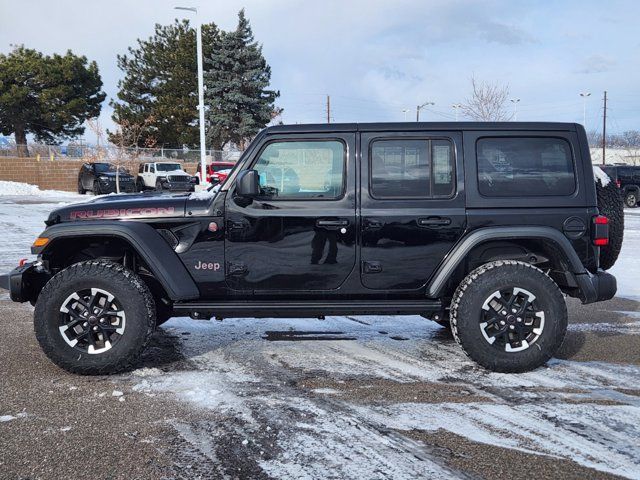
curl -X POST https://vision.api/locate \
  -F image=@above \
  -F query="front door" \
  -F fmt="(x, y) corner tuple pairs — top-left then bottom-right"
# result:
(225, 134), (356, 292)
(360, 131), (466, 291)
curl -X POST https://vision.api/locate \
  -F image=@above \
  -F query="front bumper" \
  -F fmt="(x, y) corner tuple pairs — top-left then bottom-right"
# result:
(575, 270), (617, 304)
(98, 179), (136, 193)
(162, 182), (195, 192)
(0, 261), (46, 303)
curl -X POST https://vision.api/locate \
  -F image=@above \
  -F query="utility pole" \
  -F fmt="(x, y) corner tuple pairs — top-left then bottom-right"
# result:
(175, 6), (207, 185)
(416, 101), (435, 122)
(326, 95), (331, 124)
(602, 91), (607, 166)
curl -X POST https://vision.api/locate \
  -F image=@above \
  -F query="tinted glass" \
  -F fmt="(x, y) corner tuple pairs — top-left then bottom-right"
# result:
(370, 139), (454, 198)
(94, 163), (115, 173)
(253, 141), (345, 199)
(477, 137), (575, 197)
(156, 163), (182, 172)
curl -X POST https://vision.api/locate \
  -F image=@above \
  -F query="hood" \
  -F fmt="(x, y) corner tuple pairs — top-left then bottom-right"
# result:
(46, 191), (189, 225)
(96, 171), (134, 179)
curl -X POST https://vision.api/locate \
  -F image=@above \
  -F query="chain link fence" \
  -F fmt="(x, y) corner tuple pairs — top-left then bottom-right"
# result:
(0, 143), (242, 163)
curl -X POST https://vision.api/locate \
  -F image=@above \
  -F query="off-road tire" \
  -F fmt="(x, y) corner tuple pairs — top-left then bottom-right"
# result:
(624, 191), (637, 208)
(155, 179), (164, 191)
(450, 260), (567, 373)
(34, 261), (156, 375)
(136, 178), (145, 192)
(77, 180), (86, 195)
(93, 180), (102, 195)
(596, 180), (624, 270)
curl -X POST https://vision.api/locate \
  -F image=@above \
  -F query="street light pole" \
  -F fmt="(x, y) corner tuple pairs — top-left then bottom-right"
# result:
(402, 109), (409, 121)
(175, 6), (207, 186)
(452, 103), (462, 121)
(510, 98), (520, 121)
(580, 92), (591, 129)
(416, 101), (435, 122)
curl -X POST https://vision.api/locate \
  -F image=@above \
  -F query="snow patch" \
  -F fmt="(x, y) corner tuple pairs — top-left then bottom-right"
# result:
(188, 184), (220, 200)
(593, 166), (611, 186)
(0, 180), (83, 198)
(0, 415), (16, 422)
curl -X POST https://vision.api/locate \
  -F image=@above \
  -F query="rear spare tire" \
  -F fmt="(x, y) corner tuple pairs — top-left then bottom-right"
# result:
(594, 167), (624, 270)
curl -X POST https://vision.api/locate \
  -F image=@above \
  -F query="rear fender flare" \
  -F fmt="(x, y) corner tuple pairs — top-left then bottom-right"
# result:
(33, 221), (200, 301)
(427, 226), (586, 298)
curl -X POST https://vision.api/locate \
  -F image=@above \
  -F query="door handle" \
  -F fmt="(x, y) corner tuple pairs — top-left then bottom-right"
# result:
(364, 219), (383, 230)
(316, 219), (349, 228)
(418, 217), (451, 227)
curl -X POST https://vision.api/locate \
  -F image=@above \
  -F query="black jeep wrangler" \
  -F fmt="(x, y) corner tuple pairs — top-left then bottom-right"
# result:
(0, 122), (623, 374)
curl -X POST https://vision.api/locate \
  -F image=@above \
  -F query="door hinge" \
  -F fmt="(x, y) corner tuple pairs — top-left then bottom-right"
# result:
(227, 263), (248, 276)
(362, 261), (382, 274)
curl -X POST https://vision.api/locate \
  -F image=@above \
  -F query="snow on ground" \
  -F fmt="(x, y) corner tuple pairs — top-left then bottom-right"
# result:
(2, 183), (640, 478)
(610, 209), (640, 301)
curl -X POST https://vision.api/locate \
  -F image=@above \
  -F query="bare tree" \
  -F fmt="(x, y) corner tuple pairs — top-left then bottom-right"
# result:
(460, 77), (514, 121)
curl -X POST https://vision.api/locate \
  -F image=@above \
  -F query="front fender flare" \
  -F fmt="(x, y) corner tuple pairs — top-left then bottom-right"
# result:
(427, 226), (587, 298)
(33, 221), (200, 301)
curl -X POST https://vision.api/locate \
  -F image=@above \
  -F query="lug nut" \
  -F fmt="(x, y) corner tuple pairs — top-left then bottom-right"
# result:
(93, 326), (99, 331)
(99, 318), (105, 323)
(499, 320), (506, 326)
(509, 325), (515, 330)
(517, 317), (522, 322)
(83, 322), (88, 327)
(512, 309), (517, 313)
(501, 310), (507, 315)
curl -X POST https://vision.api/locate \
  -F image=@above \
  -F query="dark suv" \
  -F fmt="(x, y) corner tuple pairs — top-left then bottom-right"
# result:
(77, 162), (136, 195)
(601, 164), (640, 207)
(1, 122), (622, 375)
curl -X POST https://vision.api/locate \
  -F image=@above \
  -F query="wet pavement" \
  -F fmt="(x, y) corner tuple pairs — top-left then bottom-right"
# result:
(1, 294), (639, 479)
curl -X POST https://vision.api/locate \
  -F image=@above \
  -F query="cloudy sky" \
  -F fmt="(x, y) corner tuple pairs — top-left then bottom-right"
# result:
(1, 0), (639, 143)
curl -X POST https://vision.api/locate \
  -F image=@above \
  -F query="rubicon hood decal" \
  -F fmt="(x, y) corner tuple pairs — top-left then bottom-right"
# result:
(70, 206), (176, 220)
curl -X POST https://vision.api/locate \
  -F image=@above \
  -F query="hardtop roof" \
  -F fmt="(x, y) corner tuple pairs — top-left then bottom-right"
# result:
(262, 121), (579, 135)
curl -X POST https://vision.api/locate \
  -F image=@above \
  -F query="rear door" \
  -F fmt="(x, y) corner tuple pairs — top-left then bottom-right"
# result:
(360, 131), (466, 290)
(225, 133), (357, 291)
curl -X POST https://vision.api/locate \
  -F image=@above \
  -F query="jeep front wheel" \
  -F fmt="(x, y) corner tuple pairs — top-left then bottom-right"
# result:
(34, 261), (155, 375)
(450, 260), (567, 373)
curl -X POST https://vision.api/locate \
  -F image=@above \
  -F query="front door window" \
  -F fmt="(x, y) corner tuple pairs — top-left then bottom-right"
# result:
(253, 141), (345, 199)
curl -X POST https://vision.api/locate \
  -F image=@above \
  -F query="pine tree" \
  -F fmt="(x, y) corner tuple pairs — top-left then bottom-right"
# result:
(109, 20), (219, 149)
(0, 46), (105, 156)
(204, 10), (280, 150)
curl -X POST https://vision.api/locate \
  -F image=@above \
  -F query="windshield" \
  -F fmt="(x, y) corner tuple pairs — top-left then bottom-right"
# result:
(94, 163), (118, 173)
(156, 163), (182, 172)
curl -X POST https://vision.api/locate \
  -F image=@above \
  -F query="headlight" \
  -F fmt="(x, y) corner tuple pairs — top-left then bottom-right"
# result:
(190, 176), (198, 184)
(98, 176), (110, 181)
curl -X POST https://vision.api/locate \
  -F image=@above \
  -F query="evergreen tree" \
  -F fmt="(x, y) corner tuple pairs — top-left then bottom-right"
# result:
(109, 20), (219, 149)
(0, 46), (105, 156)
(204, 10), (280, 150)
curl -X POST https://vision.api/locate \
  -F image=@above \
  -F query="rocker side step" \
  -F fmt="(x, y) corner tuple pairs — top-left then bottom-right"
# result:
(173, 299), (443, 319)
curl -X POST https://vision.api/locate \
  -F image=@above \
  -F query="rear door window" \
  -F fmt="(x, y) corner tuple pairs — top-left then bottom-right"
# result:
(477, 137), (575, 197)
(370, 138), (455, 198)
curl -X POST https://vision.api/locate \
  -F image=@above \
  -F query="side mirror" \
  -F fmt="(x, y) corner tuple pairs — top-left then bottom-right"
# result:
(235, 170), (260, 197)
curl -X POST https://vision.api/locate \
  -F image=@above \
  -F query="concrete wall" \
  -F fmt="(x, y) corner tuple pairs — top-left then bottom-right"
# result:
(0, 157), (199, 192)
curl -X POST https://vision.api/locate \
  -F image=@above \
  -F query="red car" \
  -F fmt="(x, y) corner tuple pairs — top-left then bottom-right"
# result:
(197, 161), (236, 184)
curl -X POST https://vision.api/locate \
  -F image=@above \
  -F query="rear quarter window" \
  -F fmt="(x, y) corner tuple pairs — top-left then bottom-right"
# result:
(476, 137), (576, 197)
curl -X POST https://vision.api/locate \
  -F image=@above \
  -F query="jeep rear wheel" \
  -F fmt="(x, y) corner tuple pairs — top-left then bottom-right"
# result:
(450, 260), (567, 373)
(34, 261), (155, 375)
(77, 180), (86, 195)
